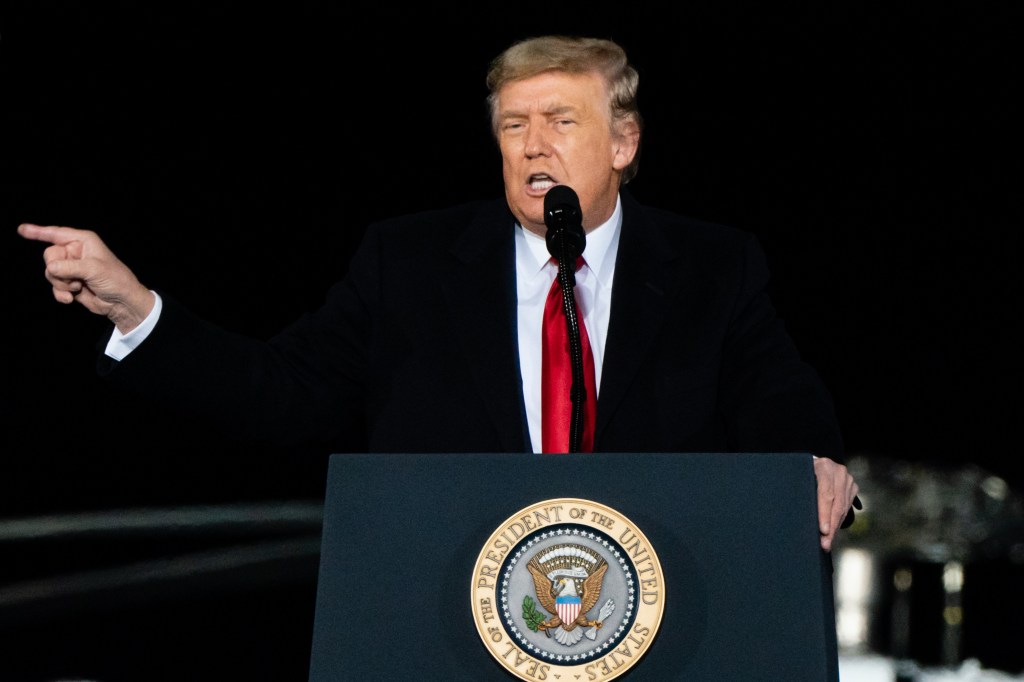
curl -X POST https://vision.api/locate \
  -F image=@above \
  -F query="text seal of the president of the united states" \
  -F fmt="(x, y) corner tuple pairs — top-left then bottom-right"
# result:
(472, 498), (664, 681)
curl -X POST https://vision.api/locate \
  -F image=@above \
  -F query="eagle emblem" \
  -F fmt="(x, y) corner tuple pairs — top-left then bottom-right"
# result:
(524, 543), (616, 646)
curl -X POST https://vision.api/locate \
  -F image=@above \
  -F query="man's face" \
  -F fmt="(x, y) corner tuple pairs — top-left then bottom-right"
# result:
(496, 70), (639, 236)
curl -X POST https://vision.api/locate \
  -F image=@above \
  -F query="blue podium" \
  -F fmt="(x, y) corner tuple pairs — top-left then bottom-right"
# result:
(309, 452), (838, 681)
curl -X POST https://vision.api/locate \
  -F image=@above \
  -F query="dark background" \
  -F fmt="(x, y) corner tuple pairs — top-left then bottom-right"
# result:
(1, 2), (1020, 680)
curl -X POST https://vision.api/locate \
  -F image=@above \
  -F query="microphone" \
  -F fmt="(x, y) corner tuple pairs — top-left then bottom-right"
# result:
(542, 184), (588, 453)
(544, 184), (586, 262)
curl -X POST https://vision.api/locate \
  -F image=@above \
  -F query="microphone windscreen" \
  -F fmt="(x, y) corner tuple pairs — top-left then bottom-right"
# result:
(544, 185), (581, 228)
(544, 185), (586, 261)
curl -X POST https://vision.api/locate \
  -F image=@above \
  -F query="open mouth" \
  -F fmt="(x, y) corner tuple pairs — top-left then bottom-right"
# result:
(528, 174), (557, 191)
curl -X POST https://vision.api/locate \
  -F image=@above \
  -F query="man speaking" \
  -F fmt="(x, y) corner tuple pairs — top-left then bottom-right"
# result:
(18, 35), (858, 551)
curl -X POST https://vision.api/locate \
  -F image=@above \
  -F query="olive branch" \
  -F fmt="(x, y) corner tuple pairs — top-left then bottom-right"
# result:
(522, 595), (546, 632)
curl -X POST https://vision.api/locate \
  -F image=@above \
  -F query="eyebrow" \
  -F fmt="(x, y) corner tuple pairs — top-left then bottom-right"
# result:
(500, 104), (579, 121)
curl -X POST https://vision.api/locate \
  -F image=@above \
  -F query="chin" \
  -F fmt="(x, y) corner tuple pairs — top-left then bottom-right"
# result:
(508, 201), (543, 230)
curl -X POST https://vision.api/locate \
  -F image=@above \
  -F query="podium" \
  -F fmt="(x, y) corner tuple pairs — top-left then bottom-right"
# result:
(308, 452), (839, 681)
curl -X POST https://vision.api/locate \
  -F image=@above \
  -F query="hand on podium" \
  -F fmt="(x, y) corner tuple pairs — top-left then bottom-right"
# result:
(814, 456), (861, 551)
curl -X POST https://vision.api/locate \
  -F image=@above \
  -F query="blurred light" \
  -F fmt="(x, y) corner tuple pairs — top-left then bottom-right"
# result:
(943, 606), (963, 626)
(835, 548), (874, 650)
(943, 561), (964, 593)
(894, 568), (913, 592)
(837, 609), (869, 651)
(837, 548), (873, 601)
(980, 475), (1008, 501)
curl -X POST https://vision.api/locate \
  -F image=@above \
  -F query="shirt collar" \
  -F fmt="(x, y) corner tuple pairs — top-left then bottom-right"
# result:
(515, 193), (623, 286)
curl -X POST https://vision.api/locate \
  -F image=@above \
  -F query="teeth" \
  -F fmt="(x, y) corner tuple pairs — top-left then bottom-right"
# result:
(530, 177), (555, 190)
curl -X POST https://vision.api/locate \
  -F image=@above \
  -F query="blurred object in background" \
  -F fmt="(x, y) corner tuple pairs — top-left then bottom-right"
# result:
(0, 502), (323, 681)
(840, 656), (1024, 682)
(834, 455), (1024, 681)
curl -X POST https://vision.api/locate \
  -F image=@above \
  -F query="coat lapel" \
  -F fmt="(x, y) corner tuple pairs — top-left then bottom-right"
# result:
(441, 201), (530, 453)
(595, 193), (688, 445)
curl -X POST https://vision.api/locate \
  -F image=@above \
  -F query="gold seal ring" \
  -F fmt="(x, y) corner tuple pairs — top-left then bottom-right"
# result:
(471, 498), (665, 681)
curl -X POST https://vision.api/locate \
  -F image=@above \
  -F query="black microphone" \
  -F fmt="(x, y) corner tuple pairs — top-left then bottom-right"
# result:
(544, 184), (586, 262)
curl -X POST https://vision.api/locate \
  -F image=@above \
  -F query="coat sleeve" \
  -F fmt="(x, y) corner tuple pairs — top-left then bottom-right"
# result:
(96, 225), (384, 450)
(717, 233), (845, 462)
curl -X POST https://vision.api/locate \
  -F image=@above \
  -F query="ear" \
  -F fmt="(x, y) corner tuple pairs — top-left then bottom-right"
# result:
(611, 117), (641, 171)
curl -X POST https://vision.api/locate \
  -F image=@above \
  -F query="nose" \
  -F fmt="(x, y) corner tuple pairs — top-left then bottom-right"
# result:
(524, 125), (552, 159)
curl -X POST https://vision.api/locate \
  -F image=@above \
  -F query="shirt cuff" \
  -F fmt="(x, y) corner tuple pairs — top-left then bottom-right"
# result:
(104, 291), (163, 361)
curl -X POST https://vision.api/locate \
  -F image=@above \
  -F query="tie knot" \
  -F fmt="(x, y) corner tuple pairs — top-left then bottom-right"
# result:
(549, 256), (585, 272)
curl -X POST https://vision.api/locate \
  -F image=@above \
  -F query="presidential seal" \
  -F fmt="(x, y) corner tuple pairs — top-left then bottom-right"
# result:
(471, 498), (664, 681)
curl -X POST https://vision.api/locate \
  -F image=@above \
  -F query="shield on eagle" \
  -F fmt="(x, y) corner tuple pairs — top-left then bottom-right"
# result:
(556, 593), (582, 624)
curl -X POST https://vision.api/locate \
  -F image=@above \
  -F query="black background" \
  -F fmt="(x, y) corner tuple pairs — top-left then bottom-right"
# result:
(2, 2), (1020, 680)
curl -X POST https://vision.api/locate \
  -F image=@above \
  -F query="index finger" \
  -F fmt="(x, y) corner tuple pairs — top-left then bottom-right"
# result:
(17, 223), (90, 246)
(817, 480), (835, 535)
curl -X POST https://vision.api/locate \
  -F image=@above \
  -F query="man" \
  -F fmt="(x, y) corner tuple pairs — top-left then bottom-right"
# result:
(18, 35), (858, 550)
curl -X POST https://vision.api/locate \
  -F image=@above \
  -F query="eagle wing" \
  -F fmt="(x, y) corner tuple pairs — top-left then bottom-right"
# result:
(527, 558), (559, 615)
(579, 560), (609, 614)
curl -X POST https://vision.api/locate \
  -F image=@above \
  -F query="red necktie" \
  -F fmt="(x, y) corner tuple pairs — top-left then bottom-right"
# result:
(542, 257), (597, 453)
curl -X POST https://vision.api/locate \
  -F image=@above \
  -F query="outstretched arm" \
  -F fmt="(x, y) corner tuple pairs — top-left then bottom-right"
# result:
(18, 223), (155, 334)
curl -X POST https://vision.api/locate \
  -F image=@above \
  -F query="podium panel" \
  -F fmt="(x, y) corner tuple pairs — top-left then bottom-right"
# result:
(309, 452), (838, 681)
